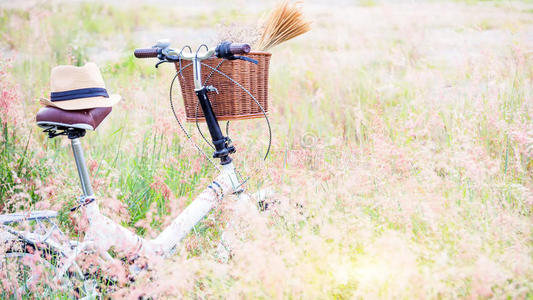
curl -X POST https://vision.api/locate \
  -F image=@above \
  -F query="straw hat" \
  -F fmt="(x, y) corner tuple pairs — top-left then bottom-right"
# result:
(40, 62), (121, 110)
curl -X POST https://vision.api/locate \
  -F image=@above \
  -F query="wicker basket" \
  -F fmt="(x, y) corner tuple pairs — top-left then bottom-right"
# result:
(175, 52), (271, 122)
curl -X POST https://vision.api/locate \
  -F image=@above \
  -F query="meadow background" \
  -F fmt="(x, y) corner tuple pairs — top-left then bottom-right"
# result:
(1, 0), (533, 298)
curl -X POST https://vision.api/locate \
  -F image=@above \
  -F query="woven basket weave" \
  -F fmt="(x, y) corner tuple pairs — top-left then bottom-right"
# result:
(175, 52), (271, 122)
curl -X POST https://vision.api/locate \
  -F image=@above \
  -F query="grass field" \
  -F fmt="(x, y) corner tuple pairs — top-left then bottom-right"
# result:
(1, 0), (533, 298)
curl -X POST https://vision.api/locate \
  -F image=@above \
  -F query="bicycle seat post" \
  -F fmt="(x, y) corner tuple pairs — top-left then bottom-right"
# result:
(69, 130), (94, 198)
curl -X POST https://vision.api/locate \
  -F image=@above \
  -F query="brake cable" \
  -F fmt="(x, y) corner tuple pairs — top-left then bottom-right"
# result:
(169, 63), (221, 172)
(168, 50), (272, 190)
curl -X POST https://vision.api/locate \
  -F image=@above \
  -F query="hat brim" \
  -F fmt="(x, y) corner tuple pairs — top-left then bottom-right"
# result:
(40, 94), (121, 110)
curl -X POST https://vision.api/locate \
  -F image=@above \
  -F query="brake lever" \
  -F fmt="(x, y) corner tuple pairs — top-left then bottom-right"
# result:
(233, 55), (258, 64)
(225, 55), (258, 64)
(155, 59), (169, 68)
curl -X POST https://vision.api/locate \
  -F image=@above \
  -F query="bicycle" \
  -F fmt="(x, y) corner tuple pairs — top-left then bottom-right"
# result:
(0, 40), (268, 298)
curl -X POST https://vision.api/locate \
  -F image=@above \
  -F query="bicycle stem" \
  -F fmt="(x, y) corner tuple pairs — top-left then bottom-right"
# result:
(193, 57), (204, 90)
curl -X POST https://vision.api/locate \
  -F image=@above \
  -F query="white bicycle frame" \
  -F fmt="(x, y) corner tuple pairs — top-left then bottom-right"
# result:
(0, 45), (260, 295)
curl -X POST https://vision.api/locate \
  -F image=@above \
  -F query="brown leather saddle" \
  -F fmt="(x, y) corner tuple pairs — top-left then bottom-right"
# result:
(36, 106), (112, 131)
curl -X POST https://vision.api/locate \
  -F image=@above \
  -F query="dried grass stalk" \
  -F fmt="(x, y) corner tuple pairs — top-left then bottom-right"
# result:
(255, 0), (311, 51)
(217, 22), (262, 46)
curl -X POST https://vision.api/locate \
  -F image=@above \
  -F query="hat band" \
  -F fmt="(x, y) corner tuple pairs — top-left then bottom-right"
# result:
(50, 88), (109, 102)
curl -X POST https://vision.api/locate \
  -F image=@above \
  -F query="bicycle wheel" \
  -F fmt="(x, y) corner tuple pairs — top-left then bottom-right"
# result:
(0, 239), (95, 299)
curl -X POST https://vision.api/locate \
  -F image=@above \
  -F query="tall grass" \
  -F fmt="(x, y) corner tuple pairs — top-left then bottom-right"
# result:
(1, 0), (533, 298)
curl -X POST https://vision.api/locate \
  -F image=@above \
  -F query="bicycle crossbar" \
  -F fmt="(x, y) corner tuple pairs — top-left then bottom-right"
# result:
(0, 210), (58, 224)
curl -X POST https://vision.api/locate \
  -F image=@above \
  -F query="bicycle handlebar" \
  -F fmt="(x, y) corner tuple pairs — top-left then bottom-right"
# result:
(134, 48), (160, 58)
(215, 42), (250, 59)
(133, 41), (251, 61)
(228, 43), (251, 55)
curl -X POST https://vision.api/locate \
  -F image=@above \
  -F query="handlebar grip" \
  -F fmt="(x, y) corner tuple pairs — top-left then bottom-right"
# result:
(134, 48), (159, 58)
(229, 43), (251, 55)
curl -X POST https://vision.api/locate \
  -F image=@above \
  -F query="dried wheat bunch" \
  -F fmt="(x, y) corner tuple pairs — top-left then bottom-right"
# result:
(255, 0), (311, 51)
